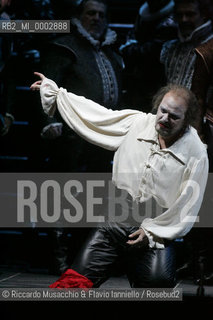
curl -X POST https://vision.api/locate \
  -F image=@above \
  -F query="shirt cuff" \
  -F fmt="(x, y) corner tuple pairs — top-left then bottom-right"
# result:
(40, 77), (59, 117)
(140, 226), (165, 249)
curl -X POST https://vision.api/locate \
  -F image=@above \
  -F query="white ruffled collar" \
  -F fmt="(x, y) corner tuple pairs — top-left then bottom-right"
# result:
(71, 18), (117, 48)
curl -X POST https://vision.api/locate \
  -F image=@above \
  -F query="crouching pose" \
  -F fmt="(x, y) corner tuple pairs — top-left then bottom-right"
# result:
(31, 72), (208, 288)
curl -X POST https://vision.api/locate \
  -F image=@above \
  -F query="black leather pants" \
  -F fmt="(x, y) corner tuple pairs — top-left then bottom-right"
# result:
(72, 223), (176, 288)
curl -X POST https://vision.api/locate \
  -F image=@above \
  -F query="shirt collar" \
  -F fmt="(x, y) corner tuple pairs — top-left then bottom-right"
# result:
(164, 129), (190, 165)
(137, 124), (190, 165)
(71, 18), (117, 48)
(137, 119), (158, 144)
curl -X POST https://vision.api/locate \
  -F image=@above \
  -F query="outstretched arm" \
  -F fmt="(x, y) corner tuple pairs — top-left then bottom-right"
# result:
(30, 72), (143, 151)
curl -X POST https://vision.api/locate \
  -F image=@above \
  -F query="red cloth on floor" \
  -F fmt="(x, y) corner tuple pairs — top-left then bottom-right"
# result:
(49, 269), (93, 288)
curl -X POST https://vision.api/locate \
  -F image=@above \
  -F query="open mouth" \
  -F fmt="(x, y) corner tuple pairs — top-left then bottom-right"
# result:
(159, 122), (170, 129)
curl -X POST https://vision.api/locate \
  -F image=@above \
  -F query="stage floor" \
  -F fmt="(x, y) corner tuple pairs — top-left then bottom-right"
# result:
(0, 266), (213, 302)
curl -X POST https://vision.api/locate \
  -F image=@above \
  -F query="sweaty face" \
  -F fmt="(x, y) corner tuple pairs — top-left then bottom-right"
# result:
(80, 1), (107, 40)
(155, 91), (188, 144)
(175, 2), (205, 38)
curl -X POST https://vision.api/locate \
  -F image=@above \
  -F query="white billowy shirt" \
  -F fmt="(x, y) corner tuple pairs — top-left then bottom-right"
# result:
(40, 77), (209, 248)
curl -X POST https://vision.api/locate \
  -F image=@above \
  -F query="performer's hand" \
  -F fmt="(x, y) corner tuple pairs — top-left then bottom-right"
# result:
(30, 72), (46, 91)
(127, 228), (147, 247)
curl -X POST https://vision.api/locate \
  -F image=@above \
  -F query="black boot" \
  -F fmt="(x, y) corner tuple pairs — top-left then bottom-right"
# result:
(48, 228), (69, 275)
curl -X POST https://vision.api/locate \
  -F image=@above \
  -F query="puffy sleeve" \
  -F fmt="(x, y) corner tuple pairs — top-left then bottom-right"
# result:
(40, 77), (142, 151)
(141, 156), (209, 248)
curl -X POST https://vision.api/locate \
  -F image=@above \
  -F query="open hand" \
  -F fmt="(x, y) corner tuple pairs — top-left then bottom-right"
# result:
(30, 72), (46, 91)
(126, 228), (147, 247)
